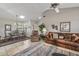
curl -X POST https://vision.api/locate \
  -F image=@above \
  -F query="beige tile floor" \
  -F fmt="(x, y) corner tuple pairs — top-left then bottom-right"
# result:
(0, 39), (78, 56)
(15, 41), (79, 56)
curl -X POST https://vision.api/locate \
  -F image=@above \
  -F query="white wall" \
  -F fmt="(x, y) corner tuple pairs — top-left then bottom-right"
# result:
(42, 7), (79, 33)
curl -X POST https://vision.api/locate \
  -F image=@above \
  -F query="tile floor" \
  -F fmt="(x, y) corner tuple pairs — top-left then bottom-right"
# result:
(14, 41), (79, 56)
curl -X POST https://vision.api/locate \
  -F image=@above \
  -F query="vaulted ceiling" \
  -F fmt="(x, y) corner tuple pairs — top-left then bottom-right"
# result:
(0, 3), (79, 21)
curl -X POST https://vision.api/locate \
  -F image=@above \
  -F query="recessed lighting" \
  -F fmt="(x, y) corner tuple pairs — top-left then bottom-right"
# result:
(38, 16), (42, 19)
(19, 15), (25, 19)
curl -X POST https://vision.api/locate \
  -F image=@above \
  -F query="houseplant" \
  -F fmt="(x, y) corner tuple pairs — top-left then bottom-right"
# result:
(39, 23), (46, 40)
(39, 23), (46, 33)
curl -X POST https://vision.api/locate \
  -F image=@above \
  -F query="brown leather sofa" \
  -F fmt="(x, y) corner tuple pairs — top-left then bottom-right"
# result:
(45, 32), (79, 52)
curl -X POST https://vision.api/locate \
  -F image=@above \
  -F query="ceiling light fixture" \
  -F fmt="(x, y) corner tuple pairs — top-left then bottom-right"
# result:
(38, 16), (42, 19)
(54, 8), (59, 13)
(51, 3), (60, 13)
(19, 15), (25, 19)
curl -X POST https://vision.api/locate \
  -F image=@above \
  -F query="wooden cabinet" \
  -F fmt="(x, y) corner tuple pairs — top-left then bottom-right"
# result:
(31, 30), (39, 42)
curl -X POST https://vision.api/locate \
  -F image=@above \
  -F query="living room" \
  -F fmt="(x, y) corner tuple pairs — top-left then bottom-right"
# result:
(0, 3), (79, 56)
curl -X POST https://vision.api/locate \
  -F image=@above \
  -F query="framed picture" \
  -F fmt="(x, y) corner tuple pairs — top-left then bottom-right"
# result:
(5, 24), (11, 37)
(5, 24), (11, 31)
(51, 25), (55, 29)
(60, 22), (71, 32)
(51, 25), (58, 30)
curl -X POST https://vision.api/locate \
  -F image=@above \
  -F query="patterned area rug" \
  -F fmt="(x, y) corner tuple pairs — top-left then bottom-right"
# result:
(14, 42), (57, 56)
(14, 41), (79, 56)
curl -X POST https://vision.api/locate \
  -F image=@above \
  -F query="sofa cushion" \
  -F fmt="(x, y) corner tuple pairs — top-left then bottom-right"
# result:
(53, 33), (58, 39)
(57, 40), (79, 47)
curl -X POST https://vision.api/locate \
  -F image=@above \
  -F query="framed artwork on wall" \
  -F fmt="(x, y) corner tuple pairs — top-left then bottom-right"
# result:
(5, 24), (11, 31)
(60, 22), (71, 32)
(51, 24), (58, 30)
(5, 24), (11, 37)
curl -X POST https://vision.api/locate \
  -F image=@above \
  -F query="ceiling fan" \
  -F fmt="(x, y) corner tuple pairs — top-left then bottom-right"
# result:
(50, 3), (60, 13)
(42, 3), (60, 17)
(38, 3), (60, 19)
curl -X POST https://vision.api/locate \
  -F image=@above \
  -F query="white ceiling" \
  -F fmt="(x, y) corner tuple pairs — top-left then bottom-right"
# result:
(0, 3), (79, 21)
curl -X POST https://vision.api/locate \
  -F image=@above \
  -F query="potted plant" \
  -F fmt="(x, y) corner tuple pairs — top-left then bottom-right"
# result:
(39, 23), (46, 33)
(39, 23), (46, 40)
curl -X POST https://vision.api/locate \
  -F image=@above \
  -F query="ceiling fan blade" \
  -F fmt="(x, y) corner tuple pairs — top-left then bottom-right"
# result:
(51, 3), (59, 8)
(42, 8), (50, 16)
